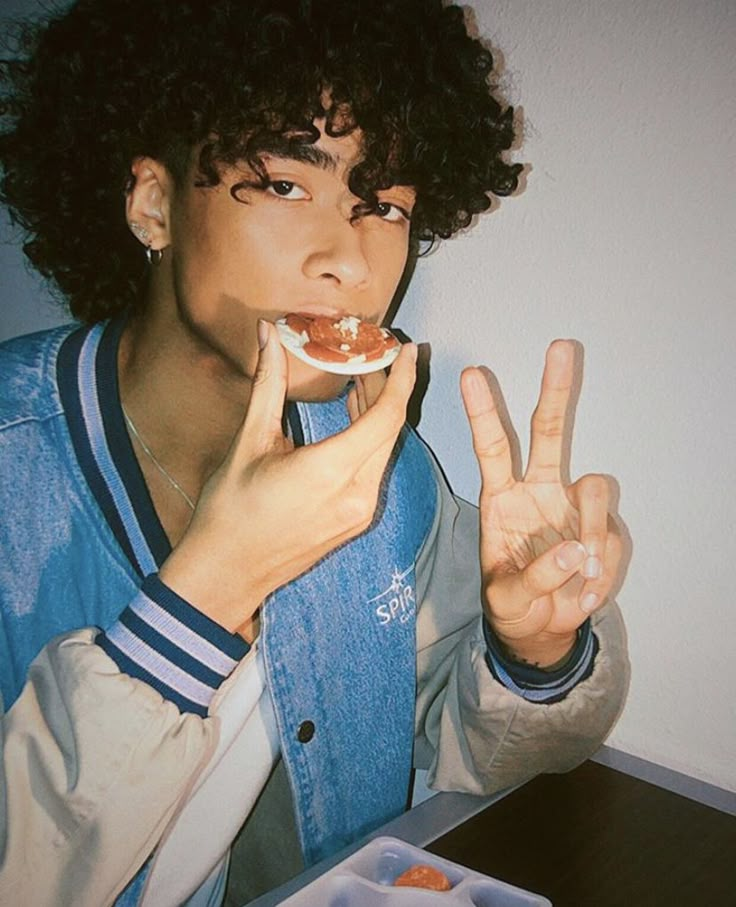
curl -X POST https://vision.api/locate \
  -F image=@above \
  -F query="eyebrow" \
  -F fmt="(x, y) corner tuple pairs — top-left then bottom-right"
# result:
(261, 142), (341, 173)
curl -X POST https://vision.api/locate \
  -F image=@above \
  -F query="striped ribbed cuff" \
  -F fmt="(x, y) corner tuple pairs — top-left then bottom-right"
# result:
(98, 574), (250, 716)
(483, 619), (598, 704)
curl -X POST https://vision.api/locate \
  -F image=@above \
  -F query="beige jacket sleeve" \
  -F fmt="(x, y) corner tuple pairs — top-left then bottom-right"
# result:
(413, 459), (630, 795)
(0, 629), (218, 907)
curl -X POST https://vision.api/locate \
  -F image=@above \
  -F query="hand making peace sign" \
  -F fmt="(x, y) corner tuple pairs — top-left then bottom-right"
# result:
(460, 340), (624, 667)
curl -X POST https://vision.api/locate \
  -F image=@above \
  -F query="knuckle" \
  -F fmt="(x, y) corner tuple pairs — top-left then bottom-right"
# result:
(582, 473), (609, 500)
(475, 433), (509, 460)
(585, 525), (608, 545)
(531, 408), (563, 438)
(519, 563), (541, 599)
(251, 361), (272, 388)
(315, 459), (335, 488)
(338, 488), (376, 530)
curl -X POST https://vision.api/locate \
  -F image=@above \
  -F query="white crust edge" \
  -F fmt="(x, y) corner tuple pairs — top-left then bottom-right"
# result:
(275, 318), (400, 375)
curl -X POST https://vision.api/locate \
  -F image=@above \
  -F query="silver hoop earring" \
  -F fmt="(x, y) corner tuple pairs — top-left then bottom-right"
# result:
(146, 247), (164, 266)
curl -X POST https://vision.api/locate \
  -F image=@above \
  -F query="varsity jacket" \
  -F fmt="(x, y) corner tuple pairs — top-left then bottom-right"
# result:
(0, 321), (629, 906)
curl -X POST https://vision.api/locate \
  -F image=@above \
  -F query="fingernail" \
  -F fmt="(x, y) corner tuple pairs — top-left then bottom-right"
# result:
(580, 592), (599, 613)
(555, 541), (586, 570)
(257, 319), (269, 350)
(583, 556), (602, 579)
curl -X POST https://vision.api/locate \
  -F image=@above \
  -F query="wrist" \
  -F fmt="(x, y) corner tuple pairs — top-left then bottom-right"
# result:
(493, 631), (578, 670)
(483, 619), (597, 703)
(160, 547), (264, 635)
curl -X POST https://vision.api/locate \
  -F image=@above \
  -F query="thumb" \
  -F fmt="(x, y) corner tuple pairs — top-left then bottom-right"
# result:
(241, 319), (289, 451)
(488, 540), (586, 628)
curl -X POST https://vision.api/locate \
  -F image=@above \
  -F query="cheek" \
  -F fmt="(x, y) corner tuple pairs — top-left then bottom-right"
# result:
(170, 212), (268, 353)
(172, 189), (259, 296)
(168, 242), (263, 376)
(367, 231), (410, 299)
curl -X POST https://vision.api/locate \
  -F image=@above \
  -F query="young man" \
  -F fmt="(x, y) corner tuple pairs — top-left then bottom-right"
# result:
(0, 1), (628, 904)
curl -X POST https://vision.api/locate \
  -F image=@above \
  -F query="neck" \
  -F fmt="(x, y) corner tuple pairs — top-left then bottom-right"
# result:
(118, 299), (254, 512)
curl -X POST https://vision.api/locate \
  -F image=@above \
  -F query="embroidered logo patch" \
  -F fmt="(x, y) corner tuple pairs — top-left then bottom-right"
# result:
(369, 564), (416, 626)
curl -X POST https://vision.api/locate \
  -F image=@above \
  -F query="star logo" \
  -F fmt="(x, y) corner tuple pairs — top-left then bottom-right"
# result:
(368, 564), (416, 626)
(389, 570), (404, 593)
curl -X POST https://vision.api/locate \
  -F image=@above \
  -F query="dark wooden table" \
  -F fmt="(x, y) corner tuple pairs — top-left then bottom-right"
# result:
(428, 760), (736, 906)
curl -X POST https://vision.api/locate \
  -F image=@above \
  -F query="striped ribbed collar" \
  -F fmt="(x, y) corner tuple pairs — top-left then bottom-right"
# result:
(57, 317), (171, 577)
(57, 317), (305, 580)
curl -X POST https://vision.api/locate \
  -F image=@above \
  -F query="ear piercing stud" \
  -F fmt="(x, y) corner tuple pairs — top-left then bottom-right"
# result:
(129, 221), (151, 244)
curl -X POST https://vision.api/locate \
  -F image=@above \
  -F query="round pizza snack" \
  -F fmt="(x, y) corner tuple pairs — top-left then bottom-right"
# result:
(275, 312), (401, 375)
(392, 863), (453, 891)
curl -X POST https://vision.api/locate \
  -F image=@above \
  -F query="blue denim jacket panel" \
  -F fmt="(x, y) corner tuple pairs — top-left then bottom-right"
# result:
(264, 398), (437, 866)
(0, 325), (68, 426)
(0, 325), (139, 706)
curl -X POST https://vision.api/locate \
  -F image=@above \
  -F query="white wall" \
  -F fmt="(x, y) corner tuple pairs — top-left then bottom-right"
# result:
(2, 0), (735, 792)
(399, 0), (736, 792)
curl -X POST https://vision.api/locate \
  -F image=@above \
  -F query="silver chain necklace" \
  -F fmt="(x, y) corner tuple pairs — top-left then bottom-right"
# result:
(121, 405), (196, 511)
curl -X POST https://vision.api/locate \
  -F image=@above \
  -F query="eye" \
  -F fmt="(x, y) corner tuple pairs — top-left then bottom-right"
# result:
(266, 180), (309, 200)
(375, 201), (411, 224)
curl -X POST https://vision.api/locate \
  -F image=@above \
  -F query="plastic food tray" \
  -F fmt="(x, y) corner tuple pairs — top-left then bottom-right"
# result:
(278, 836), (552, 905)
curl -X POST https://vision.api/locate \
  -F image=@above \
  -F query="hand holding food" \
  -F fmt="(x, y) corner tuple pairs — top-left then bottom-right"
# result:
(160, 321), (417, 637)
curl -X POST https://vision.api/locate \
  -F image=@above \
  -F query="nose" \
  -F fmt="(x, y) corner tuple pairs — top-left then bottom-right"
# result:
(302, 211), (371, 289)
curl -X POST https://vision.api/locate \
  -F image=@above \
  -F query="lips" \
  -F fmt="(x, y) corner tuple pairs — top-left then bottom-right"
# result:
(286, 305), (348, 320)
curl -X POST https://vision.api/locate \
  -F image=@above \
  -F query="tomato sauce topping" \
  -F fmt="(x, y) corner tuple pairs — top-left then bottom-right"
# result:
(284, 312), (397, 363)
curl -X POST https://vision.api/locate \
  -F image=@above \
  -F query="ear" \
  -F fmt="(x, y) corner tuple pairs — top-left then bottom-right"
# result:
(125, 157), (172, 252)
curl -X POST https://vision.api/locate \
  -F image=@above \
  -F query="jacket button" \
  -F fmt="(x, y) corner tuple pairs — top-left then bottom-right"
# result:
(297, 720), (315, 743)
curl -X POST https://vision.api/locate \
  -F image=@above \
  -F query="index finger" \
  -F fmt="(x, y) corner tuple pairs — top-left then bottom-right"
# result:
(526, 340), (575, 483)
(460, 366), (514, 494)
(322, 342), (417, 466)
(349, 369), (388, 421)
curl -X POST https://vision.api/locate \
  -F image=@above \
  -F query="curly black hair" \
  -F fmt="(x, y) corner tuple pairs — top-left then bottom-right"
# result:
(0, 0), (522, 323)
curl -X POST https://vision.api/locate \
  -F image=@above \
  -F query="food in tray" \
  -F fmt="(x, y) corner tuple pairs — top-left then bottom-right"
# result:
(275, 312), (400, 375)
(392, 863), (453, 891)
(276, 836), (551, 905)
